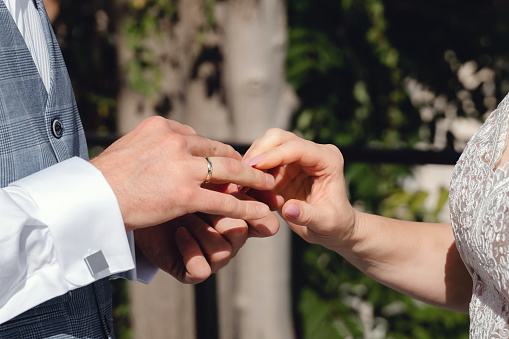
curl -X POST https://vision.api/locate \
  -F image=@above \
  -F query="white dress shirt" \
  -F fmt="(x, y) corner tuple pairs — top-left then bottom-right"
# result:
(0, 0), (157, 325)
(4, 0), (50, 92)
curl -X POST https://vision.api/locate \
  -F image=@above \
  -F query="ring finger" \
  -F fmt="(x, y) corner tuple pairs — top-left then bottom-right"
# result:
(198, 156), (275, 190)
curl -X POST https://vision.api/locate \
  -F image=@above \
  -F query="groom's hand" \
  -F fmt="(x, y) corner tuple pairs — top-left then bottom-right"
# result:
(90, 116), (275, 231)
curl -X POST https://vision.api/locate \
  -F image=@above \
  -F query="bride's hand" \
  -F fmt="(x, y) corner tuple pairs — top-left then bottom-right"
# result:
(244, 129), (359, 250)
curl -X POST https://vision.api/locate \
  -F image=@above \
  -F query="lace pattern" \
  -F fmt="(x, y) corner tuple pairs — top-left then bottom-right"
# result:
(450, 93), (509, 337)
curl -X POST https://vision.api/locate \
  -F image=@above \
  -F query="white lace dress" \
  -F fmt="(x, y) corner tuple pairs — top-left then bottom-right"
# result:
(449, 94), (509, 337)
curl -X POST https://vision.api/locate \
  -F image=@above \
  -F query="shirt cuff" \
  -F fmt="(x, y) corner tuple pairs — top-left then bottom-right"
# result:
(113, 231), (159, 284)
(10, 157), (135, 286)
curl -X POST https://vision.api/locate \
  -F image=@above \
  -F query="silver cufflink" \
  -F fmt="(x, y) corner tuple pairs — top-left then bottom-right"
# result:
(84, 250), (109, 276)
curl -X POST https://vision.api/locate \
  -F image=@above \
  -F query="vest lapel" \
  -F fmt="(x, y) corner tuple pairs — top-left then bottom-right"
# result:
(33, 0), (54, 97)
(0, 0), (88, 187)
(0, 0), (47, 99)
(30, 0), (89, 162)
(0, 0), (51, 186)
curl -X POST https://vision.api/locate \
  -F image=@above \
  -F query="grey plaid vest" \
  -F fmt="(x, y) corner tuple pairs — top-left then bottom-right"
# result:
(0, 2), (114, 337)
(0, 0), (88, 188)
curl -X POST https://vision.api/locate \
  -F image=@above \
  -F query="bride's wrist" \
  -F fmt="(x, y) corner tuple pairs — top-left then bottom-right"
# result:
(328, 208), (366, 256)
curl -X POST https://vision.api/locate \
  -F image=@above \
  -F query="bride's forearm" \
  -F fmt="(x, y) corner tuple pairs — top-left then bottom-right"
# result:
(332, 211), (472, 313)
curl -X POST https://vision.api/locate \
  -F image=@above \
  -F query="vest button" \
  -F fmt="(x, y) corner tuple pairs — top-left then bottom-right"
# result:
(51, 119), (63, 139)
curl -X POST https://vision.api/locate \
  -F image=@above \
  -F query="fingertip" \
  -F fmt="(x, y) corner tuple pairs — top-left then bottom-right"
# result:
(248, 212), (280, 238)
(208, 249), (233, 270)
(248, 154), (266, 167)
(186, 262), (212, 284)
(274, 194), (285, 210)
(175, 227), (211, 282)
(256, 203), (271, 218)
(264, 173), (275, 188)
(284, 203), (301, 220)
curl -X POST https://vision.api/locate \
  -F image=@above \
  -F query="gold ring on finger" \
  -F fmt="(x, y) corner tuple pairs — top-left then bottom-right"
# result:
(203, 157), (213, 184)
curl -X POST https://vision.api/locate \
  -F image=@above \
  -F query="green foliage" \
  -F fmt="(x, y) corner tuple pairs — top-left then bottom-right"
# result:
(295, 240), (470, 339)
(57, 0), (509, 337)
(287, 0), (418, 150)
(55, 0), (119, 134)
(122, 0), (177, 96)
(122, 0), (218, 96)
(283, 0), (509, 337)
(110, 280), (133, 339)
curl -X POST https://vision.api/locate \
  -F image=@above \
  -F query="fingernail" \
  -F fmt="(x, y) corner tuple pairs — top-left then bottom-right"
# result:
(265, 173), (275, 186)
(285, 204), (300, 219)
(238, 184), (252, 194)
(243, 157), (251, 164)
(249, 154), (266, 166)
(178, 227), (191, 241)
(256, 204), (269, 217)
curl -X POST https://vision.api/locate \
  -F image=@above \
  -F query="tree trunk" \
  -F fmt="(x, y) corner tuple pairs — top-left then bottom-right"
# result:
(113, 0), (297, 338)
(128, 272), (196, 339)
(114, 1), (206, 338)
(214, 1), (297, 339)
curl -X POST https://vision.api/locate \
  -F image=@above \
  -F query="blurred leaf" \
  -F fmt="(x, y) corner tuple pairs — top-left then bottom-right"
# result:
(288, 0), (478, 337)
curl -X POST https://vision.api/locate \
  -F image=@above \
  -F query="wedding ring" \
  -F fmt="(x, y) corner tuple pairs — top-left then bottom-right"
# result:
(203, 157), (213, 184)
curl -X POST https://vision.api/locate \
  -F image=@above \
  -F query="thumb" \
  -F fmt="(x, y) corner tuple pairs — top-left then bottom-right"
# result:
(282, 200), (325, 229)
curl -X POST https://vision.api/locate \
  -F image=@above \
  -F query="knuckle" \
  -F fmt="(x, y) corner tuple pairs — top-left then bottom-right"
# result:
(202, 195), (225, 214)
(220, 219), (249, 240)
(299, 209), (313, 225)
(324, 144), (344, 163)
(185, 125), (197, 135)
(225, 144), (237, 156)
(168, 119), (196, 134)
(222, 196), (239, 214)
(216, 140), (237, 158)
(134, 116), (162, 132)
(234, 224), (249, 239)
(222, 158), (243, 175)
(266, 127), (297, 140)
(265, 128), (284, 138)
(166, 133), (187, 151)
(145, 115), (167, 128)
(207, 137), (219, 153)
(233, 225), (249, 243)
(324, 143), (339, 152)
(210, 249), (232, 267)
(338, 151), (344, 166)
(215, 217), (238, 231)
